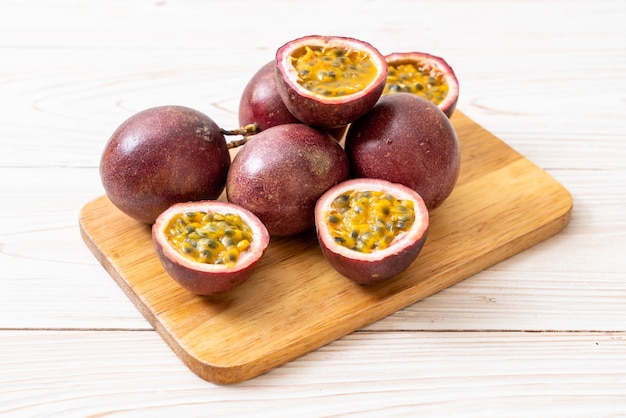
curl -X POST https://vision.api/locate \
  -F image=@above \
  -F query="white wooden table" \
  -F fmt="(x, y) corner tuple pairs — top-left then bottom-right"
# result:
(2, 0), (625, 415)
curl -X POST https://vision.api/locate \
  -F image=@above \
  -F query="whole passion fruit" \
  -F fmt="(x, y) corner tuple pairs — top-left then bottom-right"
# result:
(383, 52), (459, 118)
(238, 60), (301, 132)
(345, 93), (460, 211)
(152, 200), (270, 296)
(100, 105), (231, 224)
(315, 178), (429, 285)
(226, 123), (350, 237)
(275, 35), (387, 129)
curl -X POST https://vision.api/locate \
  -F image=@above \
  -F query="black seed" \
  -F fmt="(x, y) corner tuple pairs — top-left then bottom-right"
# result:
(328, 214), (340, 224)
(397, 214), (412, 222)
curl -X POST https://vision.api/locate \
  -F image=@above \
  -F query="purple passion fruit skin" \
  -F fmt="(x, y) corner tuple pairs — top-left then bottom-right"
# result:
(226, 123), (350, 237)
(315, 178), (429, 285)
(238, 60), (301, 131)
(345, 93), (460, 210)
(275, 35), (388, 129)
(152, 200), (270, 296)
(100, 105), (231, 224)
(383, 51), (459, 118)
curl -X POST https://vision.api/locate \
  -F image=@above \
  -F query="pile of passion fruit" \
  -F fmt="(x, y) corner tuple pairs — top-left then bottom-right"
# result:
(99, 35), (460, 295)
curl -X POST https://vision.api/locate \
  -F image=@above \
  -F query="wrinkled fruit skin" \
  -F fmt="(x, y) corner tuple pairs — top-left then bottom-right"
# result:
(152, 201), (270, 296)
(238, 61), (301, 131)
(384, 51), (459, 118)
(345, 93), (460, 210)
(226, 123), (350, 237)
(315, 178), (429, 285)
(100, 105), (231, 224)
(275, 35), (387, 129)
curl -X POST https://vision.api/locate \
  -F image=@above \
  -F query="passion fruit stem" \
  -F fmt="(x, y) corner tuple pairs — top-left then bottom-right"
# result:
(220, 124), (259, 138)
(221, 124), (260, 149)
(226, 136), (251, 149)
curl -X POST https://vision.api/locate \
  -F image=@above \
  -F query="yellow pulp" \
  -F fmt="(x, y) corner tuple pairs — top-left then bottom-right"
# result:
(326, 190), (415, 253)
(383, 62), (449, 105)
(165, 211), (253, 268)
(291, 45), (378, 97)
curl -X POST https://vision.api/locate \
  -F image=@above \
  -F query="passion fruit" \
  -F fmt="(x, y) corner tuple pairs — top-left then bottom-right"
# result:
(275, 35), (387, 129)
(345, 93), (460, 211)
(383, 51), (459, 118)
(152, 200), (270, 296)
(100, 105), (231, 224)
(315, 178), (429, 285)
(238, 60), (301, 132)
(226, 123), (350, 237)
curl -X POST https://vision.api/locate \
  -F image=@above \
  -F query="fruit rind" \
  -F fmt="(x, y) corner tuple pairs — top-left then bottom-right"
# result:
(152, 200), (270, 296)
(345, 93), (460, 211)
(100, 105), (231, 225)
(238, 61), (301, 131)
(226, 123), (350, 237)
(315, 178), (429, 285)
(275, 35), (388, 129)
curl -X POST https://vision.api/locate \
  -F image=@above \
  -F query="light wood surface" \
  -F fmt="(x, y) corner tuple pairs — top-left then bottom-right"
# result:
(2, 0), (625, 415)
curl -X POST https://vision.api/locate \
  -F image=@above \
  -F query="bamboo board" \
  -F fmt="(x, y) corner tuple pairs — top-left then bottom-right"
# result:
(79, 111), (573, 385)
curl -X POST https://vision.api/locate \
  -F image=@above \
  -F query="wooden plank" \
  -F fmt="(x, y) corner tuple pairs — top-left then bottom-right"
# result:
(3, 330), (626, 415)
(78, 111), (573, 384)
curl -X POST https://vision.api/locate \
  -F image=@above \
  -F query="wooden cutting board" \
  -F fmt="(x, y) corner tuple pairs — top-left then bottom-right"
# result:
(79, 111), (573, 385)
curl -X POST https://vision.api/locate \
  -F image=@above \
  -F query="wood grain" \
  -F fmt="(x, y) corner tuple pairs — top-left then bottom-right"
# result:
(3, 330), (625, 416)
(79, 112), (572, 384)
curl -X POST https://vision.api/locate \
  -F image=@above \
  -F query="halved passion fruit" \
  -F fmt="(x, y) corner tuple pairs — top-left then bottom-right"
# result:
(315, 178), (429, 285)
(383, 52), (459, 118)
(275, 35), (388, 129)
(152, 200), (270, 296)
